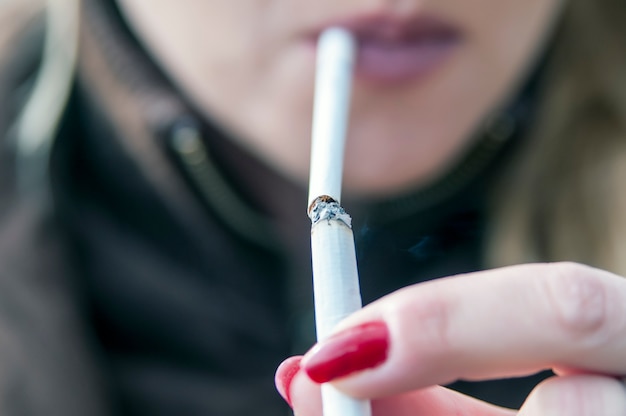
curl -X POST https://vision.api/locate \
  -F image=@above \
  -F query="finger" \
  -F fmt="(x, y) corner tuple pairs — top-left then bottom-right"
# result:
(283, 361), (515, 416)
(369, 387), (515, 416)
(300, 262), (626, 398)
(518, 375), (626, 415)
(275, 356), (303, 407)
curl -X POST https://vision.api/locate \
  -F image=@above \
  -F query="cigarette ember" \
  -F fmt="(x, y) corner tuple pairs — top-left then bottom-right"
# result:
(308, 196), (352, 227)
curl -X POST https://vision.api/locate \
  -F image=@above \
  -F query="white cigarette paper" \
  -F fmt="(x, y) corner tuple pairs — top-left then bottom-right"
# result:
(308, 28), (372, 416)
(308, 28), (355, 208)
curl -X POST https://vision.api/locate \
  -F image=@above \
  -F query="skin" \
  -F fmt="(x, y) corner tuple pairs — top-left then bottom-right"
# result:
(116, 0), (626, 413)
(278, 263), (626, 415)
(117, 0), (564, 197)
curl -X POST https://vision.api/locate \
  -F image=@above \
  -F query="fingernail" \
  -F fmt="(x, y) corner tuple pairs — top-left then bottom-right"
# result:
(302, 321), (389, 383)
(275, 356), (303, 407)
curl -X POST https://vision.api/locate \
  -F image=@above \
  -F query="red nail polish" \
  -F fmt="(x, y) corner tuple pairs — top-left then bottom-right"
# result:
(275, 356), (302, 407)
(302, 321), (389, 383)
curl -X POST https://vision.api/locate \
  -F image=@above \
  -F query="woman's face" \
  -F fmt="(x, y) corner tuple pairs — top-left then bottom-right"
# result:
(117, 0), (564, 197)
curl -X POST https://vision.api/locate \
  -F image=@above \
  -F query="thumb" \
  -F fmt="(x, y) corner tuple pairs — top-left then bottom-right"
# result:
(275, 356), (515, 416)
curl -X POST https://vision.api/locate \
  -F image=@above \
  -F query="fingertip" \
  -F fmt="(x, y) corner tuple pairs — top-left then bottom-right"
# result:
(300, 321), (390, 384)
(275, 356), (303, 407)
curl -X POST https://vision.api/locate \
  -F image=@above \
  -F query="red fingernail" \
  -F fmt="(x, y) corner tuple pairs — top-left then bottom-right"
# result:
(302, 321), (389, 383)
(275, 356), (302, 407)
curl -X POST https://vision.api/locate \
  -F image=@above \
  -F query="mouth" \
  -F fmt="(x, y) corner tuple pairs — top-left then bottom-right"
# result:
(309, 14), (463, 85)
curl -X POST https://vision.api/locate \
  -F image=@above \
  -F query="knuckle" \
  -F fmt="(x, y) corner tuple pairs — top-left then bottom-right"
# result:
(541, 262), (610, 341)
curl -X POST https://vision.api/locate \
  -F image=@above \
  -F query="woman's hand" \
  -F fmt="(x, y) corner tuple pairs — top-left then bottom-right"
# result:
(276, 262), (626, 415)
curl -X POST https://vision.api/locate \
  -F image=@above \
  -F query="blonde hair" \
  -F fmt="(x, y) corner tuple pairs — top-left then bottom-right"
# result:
(487, 0), (626, 274)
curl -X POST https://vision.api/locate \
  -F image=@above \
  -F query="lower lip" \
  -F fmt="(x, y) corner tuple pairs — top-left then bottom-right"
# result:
(354, 35), (461, 85)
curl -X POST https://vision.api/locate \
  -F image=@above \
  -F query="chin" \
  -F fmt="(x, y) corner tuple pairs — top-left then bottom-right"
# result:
(342, 169), (432, 199)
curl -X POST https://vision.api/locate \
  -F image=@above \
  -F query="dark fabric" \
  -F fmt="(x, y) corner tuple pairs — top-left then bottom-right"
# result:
(0, 196), (112, 416)
(52, 88), (291, 415)
(0, 3), (111, 415)
(52, 1), (293, 414)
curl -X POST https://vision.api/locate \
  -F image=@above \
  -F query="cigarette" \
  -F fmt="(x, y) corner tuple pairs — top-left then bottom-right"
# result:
(308, 28), (372, 416)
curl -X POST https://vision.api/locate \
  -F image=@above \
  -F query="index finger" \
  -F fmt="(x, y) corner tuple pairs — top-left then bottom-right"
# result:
(300, 262), (626, 398)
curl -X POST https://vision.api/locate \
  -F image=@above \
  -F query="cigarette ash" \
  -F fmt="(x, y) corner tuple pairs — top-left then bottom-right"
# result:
(308, 196), (352, 227)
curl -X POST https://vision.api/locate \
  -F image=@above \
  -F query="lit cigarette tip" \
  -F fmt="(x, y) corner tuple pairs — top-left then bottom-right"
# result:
(308, 195), (352, 227)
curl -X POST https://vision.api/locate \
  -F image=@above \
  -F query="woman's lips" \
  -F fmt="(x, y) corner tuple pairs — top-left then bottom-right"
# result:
(311, 15), (462, 85)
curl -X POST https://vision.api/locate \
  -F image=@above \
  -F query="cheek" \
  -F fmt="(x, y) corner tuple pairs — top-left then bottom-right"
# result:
(171, 7), (319, 183)
(199, 42), (318, 185)
(118, 0), (320, 185)
(465, 0), (564, 76)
